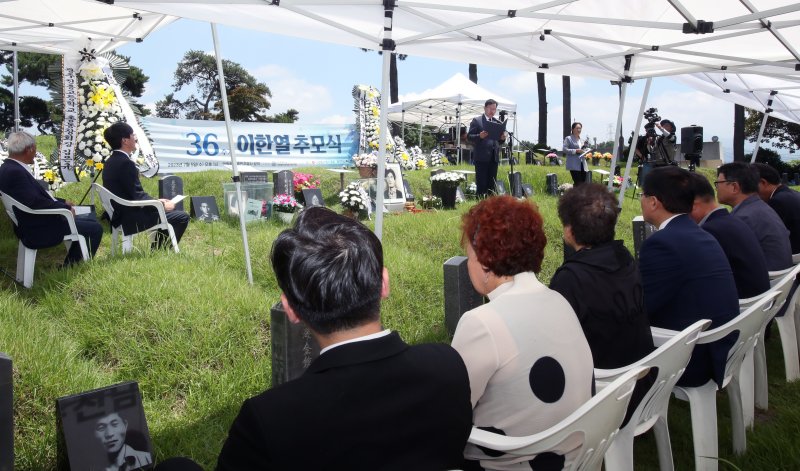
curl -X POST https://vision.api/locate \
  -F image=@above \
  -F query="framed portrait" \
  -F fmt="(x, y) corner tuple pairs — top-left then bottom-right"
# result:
(382, 163), (405, 204)
(245, 198), (265, 222)
(57, 381), (153, 471)
(522, 183), (534, 198)
(225, 190), (247, 217)
(190, 196), (220, 222)
(302, 188), (325, 207)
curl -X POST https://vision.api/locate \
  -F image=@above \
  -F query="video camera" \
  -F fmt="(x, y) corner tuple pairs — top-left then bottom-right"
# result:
(638, 108), (676, 166)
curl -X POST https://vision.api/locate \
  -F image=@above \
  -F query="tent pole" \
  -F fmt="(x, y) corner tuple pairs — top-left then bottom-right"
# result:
(418, 114), (423, 147)
(211, 22), (253, 285)
(456, 103), (462, 164)
(401, 110), (405, 139)
(618, 77), (652, 208)
(13, 51), (19, 132)
(751, 107), (771, 163)
(374, 3), (395, 241)
(607, 82), (628, 191)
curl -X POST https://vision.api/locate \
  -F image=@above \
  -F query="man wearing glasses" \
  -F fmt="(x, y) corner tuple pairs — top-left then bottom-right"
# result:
(716, 162), (792, 271)
(639, 166), (738, 388)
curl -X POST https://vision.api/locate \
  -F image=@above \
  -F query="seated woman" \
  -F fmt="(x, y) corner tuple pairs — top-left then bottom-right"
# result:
(451, 196), (594, 471)
(549, 183), (654, 369)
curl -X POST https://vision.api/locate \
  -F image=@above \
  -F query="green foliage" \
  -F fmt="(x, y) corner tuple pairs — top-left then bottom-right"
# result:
(745, 109), (800, 152)
(400, 125), (438, 151)
(0, 161), (798, 468)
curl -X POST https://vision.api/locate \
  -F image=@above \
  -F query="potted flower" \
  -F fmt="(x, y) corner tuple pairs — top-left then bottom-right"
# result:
(272, 193), (302, 223)
(464, 181), (478, 199)
(603, 152), (613, 166)
(352, 152), (378, 178)
(419, 194), (443, 210)
(293, 172), (321, 204)
(430, 172), (466, 209)
(592, 152), (603, 166)
(338, 182), (369, 219)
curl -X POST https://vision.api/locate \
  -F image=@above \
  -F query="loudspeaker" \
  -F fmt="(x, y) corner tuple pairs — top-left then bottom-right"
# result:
(680, 126), (703, 155)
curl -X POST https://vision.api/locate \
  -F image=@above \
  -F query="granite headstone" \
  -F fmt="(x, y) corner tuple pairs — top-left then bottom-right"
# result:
(546, 173), (559, 196)
(494, 180), (507, 195)
(444, 256), (484, 336)
(508, 171), (523, 198)
(158, 175), (184, 211)
(522, 183), (534, 198)
(403, 179), (415, 202)
(0, 353), (11, 471)
(302, 188), (324, 207)
(241, 171), (269, 184)
(273, 170), (294, 196)
(271, 301), (320, 387)
(585, 170), (593, 183)
(632, 215), (657, 260)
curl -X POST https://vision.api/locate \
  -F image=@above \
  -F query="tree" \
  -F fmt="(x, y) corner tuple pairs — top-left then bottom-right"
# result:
(537, 72), (547, 145)
(745, 109), (800, 152)
(265, 109), (300, 123)
(158, 50), (275, 122)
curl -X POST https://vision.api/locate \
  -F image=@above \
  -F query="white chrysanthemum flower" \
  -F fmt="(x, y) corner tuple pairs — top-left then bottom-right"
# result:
(78, 142), (86, 150)
(83, 148), (92, 157)
(93, 144), (102, 152)
(101, 149), (110, 156)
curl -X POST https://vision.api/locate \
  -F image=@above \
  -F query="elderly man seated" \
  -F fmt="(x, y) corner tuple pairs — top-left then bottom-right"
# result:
(0, 131), (102, 265)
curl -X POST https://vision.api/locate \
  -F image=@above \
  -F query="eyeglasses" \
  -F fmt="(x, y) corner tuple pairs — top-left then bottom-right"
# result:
(713, 180), (734, 187)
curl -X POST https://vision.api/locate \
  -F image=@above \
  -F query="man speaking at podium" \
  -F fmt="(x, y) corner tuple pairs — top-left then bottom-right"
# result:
(468, 99), (507, 198)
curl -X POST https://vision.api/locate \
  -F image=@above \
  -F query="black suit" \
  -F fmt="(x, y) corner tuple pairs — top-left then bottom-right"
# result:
(468, 115), (504, 197)
(0, 159), (101, 264)
(700, 208), (770, 299)
(768, 185), (800, 254)
(102, 150), (188, 245)
(216, 332), (473, 471)
(640, 214), (739, 387)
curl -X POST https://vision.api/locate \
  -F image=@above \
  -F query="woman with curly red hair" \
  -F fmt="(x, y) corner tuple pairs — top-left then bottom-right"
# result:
(451, 196), (594, 471)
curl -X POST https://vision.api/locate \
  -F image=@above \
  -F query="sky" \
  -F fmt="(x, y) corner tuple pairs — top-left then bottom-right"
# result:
(25, 17), (777, 161)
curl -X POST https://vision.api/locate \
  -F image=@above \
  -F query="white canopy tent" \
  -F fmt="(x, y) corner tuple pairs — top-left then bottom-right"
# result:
(97, 0), (800, 245)
(387, 72), (517, 160)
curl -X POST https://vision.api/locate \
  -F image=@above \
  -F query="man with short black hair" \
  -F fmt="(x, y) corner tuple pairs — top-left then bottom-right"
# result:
(753, 162), (800, 254)
(216, 207), (472, 470)
(717, 162), (792, 270)
(639, 166), (738, 387)
(0, 131), (102, 266)
(688, 172), (770, 299)
(468, 98), (507, 197)
(102, 122), (189, 248)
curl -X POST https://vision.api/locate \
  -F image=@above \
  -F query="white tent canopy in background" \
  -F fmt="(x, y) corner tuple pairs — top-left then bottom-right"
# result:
(0, 0), (174, 55)
(387, 72), (517, 128)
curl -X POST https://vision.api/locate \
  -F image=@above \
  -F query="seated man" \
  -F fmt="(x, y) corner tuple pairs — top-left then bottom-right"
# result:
(716, 162), (792, 271)
(0, 131), (101, 265)
(753, 162), (800, 254)
(216, 207), (472, 470)
(639, 166), (739, 387)
(102, 122), (189, 248)
(550, 182), (654, 370)
(688, 172), (770, 299)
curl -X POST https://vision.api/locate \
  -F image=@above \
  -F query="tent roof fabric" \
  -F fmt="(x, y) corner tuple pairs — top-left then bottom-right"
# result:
(386, 73), (516, 127)
(0, 0), (174, 55)
(104, 0), (800, 124)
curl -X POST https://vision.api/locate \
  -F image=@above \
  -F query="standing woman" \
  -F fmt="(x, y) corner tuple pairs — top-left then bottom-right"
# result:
(564, 122), (589, 185)
(452, 196), (594, 470)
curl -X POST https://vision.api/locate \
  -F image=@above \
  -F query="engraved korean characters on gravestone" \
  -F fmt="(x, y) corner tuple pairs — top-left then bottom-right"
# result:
(158, 175), (184, 212)
(273, 170), (294, 196)
(632, 215), (657, 260)
(270, 302), (320, 387)
(546, 173), (559, 196)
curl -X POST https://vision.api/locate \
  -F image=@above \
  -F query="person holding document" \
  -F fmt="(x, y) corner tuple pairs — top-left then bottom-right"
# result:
(563, 122), (590, 185)
(468, 99), (507, 197)
(103, 122), (189, 249)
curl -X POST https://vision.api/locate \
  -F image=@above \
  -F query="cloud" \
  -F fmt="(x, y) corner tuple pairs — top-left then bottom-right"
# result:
(497, 72), (586, 96)
(253, 64), (334, 122)
(317, 114), (351, 125)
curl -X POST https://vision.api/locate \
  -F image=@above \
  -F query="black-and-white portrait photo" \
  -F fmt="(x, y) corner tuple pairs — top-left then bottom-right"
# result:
(383, 164), (405, 202)
(57, 382), (153, 471)
(191, 196), (220, 222)
(225, 190), (247, 217)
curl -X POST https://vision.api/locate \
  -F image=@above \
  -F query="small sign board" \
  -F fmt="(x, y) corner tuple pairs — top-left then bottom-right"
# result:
(57, 382), (153, 471)
(302, 188), (324, 207)
(190, 196), (220, 222)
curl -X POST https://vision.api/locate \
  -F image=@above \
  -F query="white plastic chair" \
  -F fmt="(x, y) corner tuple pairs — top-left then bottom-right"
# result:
(93, 183), (179, 255)
(652, 292), (779, 471)
(0, 192), (89, 288)
(468, 366), (650, 471)
(598, 319), (711, 471)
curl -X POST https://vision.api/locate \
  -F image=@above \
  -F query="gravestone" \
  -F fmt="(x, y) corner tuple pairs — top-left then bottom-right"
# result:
(241, 171), (269, 184)
(271, 301), (320, 386)
(522, 183), (534, 198)
(158, 175), (184, 211)
(403, 179), (415, 201)
(508, 171), (523, 197)
(546, 173), (559, 196)
(273, 170), (294, 196)
(302, 188), (324, 207)
(0, 353), (11, 471)
(632, 215), (657, 260)
(781, 172), (790, 185)
(585, 170), (593, 183)
(494, 180), (507, 195)
(444, 256), (484, 336)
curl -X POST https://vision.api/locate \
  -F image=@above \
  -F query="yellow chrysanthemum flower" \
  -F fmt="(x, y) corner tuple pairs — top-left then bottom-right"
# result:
(95, 163), (104, 171)
(90, 85), (117, 109)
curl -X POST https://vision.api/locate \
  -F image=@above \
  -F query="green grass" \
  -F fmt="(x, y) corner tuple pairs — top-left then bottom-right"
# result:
(1, 150), (799, 469)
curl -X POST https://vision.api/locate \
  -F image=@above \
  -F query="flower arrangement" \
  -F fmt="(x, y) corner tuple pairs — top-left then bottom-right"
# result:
(354, 85), (394, 153)
(557, 183), (573, 196)
(75, 58), (124, 179)
(465, 181), (478, 198)
(603, 152), (613, 160)
(429, 149), (444, 167)
(430, 171), (467, 188)
(293, 172), (320, 193)
(415, 157), (428, 170)
(338, 182), (369, 212)
(272, 193), (302, 213)
(352, 152), (378, 168)
(419, 194), (442, 210)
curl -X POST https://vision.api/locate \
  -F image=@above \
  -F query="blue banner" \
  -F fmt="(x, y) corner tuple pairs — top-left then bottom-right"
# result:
(142, 117), (357, 173)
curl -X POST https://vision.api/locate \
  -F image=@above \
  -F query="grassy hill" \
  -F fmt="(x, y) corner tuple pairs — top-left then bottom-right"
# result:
(1, 152), (799, 469)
